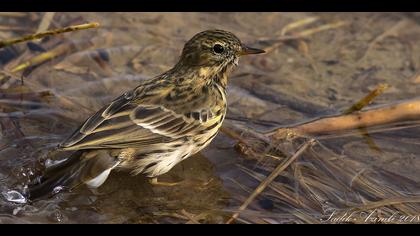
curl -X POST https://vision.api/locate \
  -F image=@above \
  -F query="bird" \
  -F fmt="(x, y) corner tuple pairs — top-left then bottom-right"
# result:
(26, 29), (265, 200)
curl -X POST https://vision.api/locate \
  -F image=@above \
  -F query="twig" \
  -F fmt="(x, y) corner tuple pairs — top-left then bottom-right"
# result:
(180, 209), (201, 224)
(343, 83), (389, 152)
(237, 165), (310, 209)
(262, 21), (347, 53)
(0, 12), (27, 18)
(0, 22), (99, 48)
(0, 43), (75, 83)
(226, 139), (315, 224)
(294, 21), (347, 38)
(9, 42), (77, 73)
(0, 25), (31, 32)
(34, 12), (56, 42)
(220, 126), (250, 145)
(269, 98), (420, 139)
(220, 122), (272, 160)
(36, 12), (56, 33)
(317, 120), (420, 141)
(296, 40), (320, 75)
(343, 84), (389, 114)
(348, 196), (420, 211)
(358, 20), (407, 62)
(280, 17), (319, 36)
(0, 116), (26, 139)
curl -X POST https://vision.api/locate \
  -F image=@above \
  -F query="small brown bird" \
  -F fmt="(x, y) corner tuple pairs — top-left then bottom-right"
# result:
(27, 29), (265, 199)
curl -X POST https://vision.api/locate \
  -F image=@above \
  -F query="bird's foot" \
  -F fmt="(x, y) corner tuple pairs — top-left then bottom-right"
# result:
(149, 177), (183, 187)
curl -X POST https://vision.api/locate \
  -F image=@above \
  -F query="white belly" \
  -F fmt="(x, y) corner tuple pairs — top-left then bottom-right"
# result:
(128, 124), (222, 177)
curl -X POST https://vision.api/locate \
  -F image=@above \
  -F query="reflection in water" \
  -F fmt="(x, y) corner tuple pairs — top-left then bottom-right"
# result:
(2, 190), (27, 204)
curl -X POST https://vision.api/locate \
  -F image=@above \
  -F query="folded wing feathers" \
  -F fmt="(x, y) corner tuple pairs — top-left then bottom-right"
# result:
(131, 105), (200, 138)
(60, 97), (208, 150)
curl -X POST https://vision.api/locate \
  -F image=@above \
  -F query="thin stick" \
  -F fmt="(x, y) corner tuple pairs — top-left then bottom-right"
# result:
(317, 120), (420, 141)
(34, 12), (56, 42)
(180, 209), (201, 224)
(220, 126), (249, 145)
(343, 83), (389, 114)
(294, 21), (347, 38)
(269, 99), (420, 139)
(0, 25), (31, 32)
(10, 42), (76, 73)
(262, 21), (347, 53)
(36, 13), (56, 33)
(0, 12), (27, 18)
(0, 22), (99, 48)
(280, 17), (319, 36)
(226, 139), (315, 224)
(358, 20), (407, 62)
(349, 196), (420, 211)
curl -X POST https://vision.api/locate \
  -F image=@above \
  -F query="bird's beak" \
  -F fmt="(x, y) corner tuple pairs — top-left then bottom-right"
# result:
(240, 45), (265, 56)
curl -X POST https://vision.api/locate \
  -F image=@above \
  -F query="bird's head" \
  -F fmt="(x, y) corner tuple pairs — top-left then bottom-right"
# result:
(176, 29), (265, 75)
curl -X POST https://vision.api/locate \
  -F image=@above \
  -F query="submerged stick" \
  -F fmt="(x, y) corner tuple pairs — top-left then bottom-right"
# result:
(349, 196), (420, 212)
(10, 42), (77, 73)
(34, 12), (56, 42)
(0, 12), (27, 18)
(342, 84), (389, 152)
(262, 21), (347, 53)
(226, 139), (315, 224)
(0, 22), (99, 48)
(280, 17), (319, 36)
(0, 25), (31, 32)
(295, 21), (347, 38)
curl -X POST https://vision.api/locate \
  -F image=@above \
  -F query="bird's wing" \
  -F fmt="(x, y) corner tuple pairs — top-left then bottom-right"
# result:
(59, 89), (207, 151)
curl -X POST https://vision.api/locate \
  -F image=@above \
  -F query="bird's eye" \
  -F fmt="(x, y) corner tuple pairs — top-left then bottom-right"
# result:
(213, 44), (224, 54)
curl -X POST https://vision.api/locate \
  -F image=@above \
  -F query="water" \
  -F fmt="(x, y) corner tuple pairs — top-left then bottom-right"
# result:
(2, 190), (27, 204)
(0, 12), (419, 223)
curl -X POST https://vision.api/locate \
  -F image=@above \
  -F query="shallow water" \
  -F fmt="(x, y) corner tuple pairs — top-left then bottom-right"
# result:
(0, 12), (419, 223)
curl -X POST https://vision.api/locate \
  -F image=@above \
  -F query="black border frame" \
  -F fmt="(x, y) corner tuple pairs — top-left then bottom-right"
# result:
(1, 0), (419, 12)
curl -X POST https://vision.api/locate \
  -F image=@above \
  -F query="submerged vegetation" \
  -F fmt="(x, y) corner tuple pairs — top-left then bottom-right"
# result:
(0, 12), (419, 224)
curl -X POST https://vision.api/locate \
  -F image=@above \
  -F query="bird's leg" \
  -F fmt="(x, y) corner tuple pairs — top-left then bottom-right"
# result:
(149, 177), (183, 187)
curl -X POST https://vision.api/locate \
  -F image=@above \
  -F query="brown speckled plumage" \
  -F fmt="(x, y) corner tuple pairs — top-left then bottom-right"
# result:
(27, 29), (264, 199)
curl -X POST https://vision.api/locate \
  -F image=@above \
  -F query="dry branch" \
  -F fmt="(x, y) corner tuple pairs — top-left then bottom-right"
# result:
(343, 83), (389, 114)
(280, 17), (319, 36)
(348, 196), (420, 211)
(0, 22), (99, 48)
(10, 42), (78, 73)
(34, 12), (56, 42)
(0, 12), (27, 18)
(0, 25), (31, 32)
(269, 98), (420, 140)
(296, 21), (347, 38)
(226, 139), (315, 224)
(261, 19), (347, 53)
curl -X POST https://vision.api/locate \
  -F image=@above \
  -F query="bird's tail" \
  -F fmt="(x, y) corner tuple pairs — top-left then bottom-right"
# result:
(26, 150), (119, 200)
